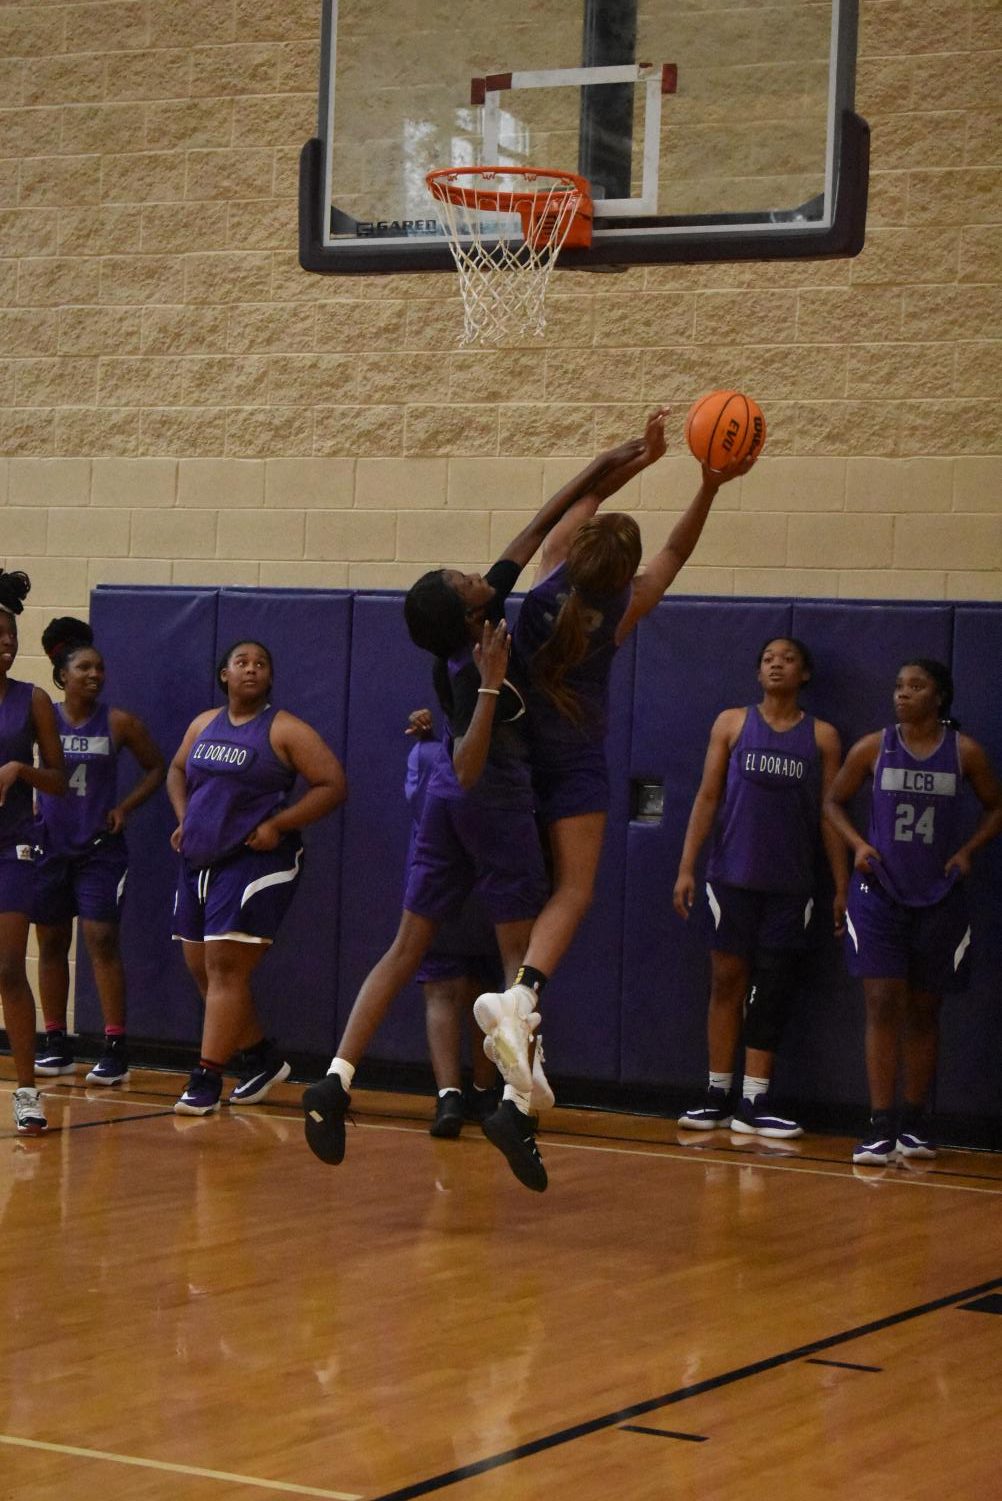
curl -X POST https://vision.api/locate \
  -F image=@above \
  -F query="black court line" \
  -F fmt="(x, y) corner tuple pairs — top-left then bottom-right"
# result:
(366, 1273), (1002, 1501)
(1, 1107), (175, 1140)
(805, 1358), (882, 1372)
(959, 1293), (1002, 1315)
(620, 1425), (708, 1442)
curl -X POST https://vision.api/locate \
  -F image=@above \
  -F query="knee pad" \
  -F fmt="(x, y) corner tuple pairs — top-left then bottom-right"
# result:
(743, 953), (802, 1052)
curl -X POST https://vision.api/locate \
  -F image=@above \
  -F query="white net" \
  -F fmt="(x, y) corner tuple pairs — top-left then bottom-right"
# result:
(426, 168), (589, 347)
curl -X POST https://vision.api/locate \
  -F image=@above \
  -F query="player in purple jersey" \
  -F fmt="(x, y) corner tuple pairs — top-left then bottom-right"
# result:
(404, 712), (504, 1138)
(33, 617), (165, 1087)
(824, 659), (1002, 1166)
(672, 638), (846, 1139)
(0, 570), (67, 1135)
(168, 640), (346, 1117)
(303, 426), (662, 1189)
(473, 421), (752, 1119)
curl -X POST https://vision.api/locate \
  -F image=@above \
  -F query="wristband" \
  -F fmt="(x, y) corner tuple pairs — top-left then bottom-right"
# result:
(477, 687), (500, 696)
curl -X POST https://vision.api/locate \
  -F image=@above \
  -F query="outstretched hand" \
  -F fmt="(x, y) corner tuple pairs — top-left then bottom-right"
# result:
(405, 708), (434, 739)
(701, 451), (757, 488)
(473, 618), (511, 692)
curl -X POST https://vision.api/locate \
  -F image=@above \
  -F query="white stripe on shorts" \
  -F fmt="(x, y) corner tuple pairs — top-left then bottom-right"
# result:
(705, 881), (722, 930)
(845, 912), (859, 953)
(954, 925), (971, 972)
(803, 896), (814, 930)
(239, 845), (304, 909)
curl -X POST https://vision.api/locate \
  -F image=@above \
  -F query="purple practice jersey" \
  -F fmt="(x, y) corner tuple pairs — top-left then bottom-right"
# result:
(514, 560), (631, 755)
(0, 679), (35, 851)
(36, 703), (118, 856)
(707, 707), (821, 895)
(428, 557), (534, 811)
(866, 725), (964, 907)
(182, 704), (295, 868)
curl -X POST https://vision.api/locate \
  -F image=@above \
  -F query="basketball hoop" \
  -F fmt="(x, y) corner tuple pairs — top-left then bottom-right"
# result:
(426, 166), (593, 346)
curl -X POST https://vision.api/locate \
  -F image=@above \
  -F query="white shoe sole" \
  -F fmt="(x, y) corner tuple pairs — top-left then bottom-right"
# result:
(230, 1060), (292, 1105)
(678, 1115), (732, 1131)
(731, 1119), (803, 1139)
(85, 1069), (131, 1087)
(173, 1100), (221, 1116)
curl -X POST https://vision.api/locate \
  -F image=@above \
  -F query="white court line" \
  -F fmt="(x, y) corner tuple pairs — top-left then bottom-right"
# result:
(25, 1087), (1002, 1198)
(0, 1433), (361, 1500)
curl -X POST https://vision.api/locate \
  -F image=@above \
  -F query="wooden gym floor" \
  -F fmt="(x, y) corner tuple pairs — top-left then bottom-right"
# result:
(1, 1065), (1000, 1501)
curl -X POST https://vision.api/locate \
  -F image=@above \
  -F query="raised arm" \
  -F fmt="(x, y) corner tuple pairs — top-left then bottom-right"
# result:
(502, 407), (669, 571)
(615, 458), (751, 645)
(672, 708), (744, 919)
(536, 407), (669, 575)
(451, 619), (511, 791)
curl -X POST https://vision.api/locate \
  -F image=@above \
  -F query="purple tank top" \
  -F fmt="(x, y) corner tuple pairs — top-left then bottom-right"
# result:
(0, 679), (35, 851)
(866, 725), (963, 907)
(37, 703), (118, 855)
(514, 560), (631, 755)
(182, 704), (295, 867)
(707, 707), (821, 894)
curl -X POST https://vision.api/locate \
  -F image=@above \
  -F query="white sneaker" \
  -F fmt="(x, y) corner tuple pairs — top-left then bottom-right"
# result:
(474, 985), (539, 1095)
(530, 1035), (555, 1112)
(13, 1087), (47, 1135)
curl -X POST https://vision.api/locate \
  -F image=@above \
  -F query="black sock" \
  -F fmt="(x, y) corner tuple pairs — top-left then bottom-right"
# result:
(515, 965), (548, 997)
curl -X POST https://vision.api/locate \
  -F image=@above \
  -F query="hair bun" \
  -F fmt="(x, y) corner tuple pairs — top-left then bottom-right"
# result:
(0, 569), (31, 615)
(41, 615), (93, 661)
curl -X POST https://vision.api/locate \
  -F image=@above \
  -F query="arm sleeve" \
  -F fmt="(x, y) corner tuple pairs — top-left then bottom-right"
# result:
(484, 558), (522, 621)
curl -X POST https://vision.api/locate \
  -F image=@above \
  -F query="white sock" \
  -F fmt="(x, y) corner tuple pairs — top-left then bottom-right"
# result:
(743, 1074), (769, 1102)
(503, 1083), (531, 1115)
(327, 1057), (355, 1090)
(437, 1087), (461, 1098)
(709, 1071), (733, 1093)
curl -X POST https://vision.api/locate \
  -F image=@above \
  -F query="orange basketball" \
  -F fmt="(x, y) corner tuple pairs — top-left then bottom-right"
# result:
(684, 389), (766, 472)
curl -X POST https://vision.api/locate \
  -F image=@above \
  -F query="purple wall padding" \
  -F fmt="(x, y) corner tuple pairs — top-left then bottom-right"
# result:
(336, 595), (439, 1061)
(75, 588), (218, 1041)
(212, 590), (351, 1054)
(937, 608), (1002, 1116)
(620, 599), (791, 1087)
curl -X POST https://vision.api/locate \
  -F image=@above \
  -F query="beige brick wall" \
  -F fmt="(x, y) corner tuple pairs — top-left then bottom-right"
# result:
(1, 0), (1001, 692)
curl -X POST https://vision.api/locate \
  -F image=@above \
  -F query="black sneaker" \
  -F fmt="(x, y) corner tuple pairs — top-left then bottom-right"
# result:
(86, 1037), (130, 1086)
(482, 1100), (547, 1192)
(429, 1091), (464, 1138)
(302, 1074), (350, 1165)
(230, 1045), (291, 1105)
(35, 1032), (75, 1077)
(678, 1085), (734, 1130)
(464, 1084), (501, 1124)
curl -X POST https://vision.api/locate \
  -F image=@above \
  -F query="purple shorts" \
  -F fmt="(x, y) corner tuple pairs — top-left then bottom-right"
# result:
(173, 836), (303, 944)
(0, 844), (36, 916)
(844, 872), (970, 993)
(414, 890), (503, 987)
(403, 792), (547, 927)
(33, 838), (128, 926)
(704, 880), (814, 958)
(416, 951), (503, 987)
(532, 746), (610, 825)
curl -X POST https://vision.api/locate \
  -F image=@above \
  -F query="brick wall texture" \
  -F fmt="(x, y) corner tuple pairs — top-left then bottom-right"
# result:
(1, 0), (1001, 687)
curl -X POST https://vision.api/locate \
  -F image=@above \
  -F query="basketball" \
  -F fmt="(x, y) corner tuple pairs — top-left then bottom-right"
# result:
(684, 389), (766, 471)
